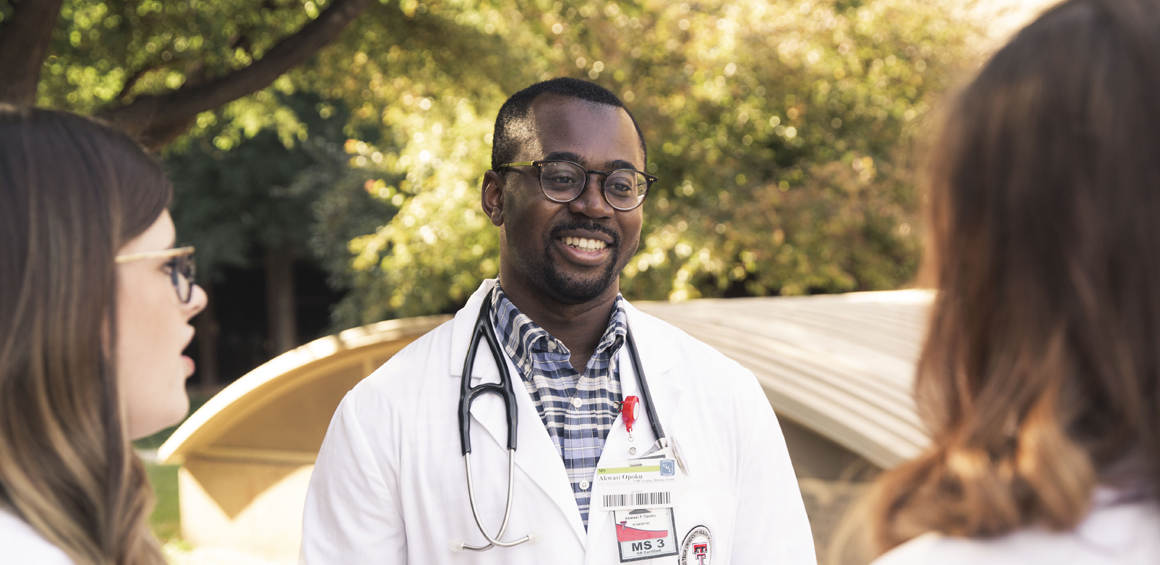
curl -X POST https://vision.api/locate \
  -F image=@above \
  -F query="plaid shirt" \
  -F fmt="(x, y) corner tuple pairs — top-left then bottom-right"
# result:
(490, 284), (626, 528)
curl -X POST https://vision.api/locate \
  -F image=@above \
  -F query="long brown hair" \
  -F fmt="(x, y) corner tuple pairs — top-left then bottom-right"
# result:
(0, 106), (170, 564)
(868, 0), (1160, 552)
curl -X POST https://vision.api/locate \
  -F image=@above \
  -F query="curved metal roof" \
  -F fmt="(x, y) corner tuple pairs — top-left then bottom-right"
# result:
(158, 315), (450, 465)
(161, 290), (933, 471)
(637, 289), (933, 468)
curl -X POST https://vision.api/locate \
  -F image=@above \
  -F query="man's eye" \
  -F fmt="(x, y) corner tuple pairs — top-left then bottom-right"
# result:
(545, 174), (579, 185)
(607, 181), (634, 194)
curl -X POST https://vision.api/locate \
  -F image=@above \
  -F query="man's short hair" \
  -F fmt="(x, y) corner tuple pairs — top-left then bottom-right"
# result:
(490, 77), (647, 171)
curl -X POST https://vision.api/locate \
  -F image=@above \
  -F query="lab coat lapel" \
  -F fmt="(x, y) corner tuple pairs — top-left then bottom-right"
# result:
(448, 280), (494, 379)
(587, 302), (684, 543)
(622, 301), (683, 435)
(449, 280), (587, 546)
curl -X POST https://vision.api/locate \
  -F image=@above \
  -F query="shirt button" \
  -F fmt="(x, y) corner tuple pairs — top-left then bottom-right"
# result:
(579, 480), (590, 490)
(571, 398), (583, 409)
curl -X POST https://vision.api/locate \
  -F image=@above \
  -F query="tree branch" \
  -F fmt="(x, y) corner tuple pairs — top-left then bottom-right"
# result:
(96, 0), (372, 151)
(117, 63), (162, 101)
(117, 55), (211, 101)
(0, 0), (66, 105)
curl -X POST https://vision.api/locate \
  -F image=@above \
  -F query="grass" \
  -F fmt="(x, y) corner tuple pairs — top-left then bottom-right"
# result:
(146, 462), (182, 542)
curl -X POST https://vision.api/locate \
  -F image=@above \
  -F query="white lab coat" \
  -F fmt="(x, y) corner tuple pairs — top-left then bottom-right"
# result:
(0, 508), (75, 565)
(301, 280), (815, 564)
(872, 488), (1160, 565)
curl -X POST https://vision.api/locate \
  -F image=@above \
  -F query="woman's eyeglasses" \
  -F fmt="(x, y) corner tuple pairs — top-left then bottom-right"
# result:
(115, 246), (197, 303)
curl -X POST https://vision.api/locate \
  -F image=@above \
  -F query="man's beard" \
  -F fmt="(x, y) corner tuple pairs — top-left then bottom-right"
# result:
(528, 220), (630, 304)
(537, 250), (621, 304)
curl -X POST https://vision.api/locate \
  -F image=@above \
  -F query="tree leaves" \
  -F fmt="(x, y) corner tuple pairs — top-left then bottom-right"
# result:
(10, 0), (371, 148)
(19, 0), (979, 329)
(314, 0), (978, 327)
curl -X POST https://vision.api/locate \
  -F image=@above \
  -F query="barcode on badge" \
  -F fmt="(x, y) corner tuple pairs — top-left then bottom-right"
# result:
(603, 491), (672, 508)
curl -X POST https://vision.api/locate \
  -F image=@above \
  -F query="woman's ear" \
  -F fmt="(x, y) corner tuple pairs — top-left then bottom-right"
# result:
(481, 170), (505, 226)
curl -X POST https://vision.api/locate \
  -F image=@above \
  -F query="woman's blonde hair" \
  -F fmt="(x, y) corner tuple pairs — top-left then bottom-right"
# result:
(868, 0), (1160, 553)
(0, 106), (170, 564)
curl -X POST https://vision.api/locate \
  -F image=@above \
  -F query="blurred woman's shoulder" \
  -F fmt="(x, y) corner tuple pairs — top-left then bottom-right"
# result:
(874, 489), (1160, 565)
(0, 507), (76, 564)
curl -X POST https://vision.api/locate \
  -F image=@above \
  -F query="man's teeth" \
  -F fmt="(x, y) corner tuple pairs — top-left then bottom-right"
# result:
(563, 237), (607, 251)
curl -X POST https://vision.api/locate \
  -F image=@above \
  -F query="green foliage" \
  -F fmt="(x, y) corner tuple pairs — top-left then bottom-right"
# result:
(0, 1), (14, 25)
(30, 0), (978, 329)
(308, 143), (399, 324)
(165, 92), (360, 280)
(313, 0), (978, 327)
(596, 0), (968, 301)
(35, 0), (323, 143)
(293, 0), (541, 321)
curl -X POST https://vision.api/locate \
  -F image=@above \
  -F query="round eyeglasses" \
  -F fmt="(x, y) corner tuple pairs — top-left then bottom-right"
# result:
(114, 246), (197, 303)
(498, 160), (657, 211)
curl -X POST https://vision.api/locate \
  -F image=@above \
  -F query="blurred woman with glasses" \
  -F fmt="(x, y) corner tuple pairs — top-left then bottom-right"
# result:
(0, 106), (206, 564)
(865, 0), (1160, 563)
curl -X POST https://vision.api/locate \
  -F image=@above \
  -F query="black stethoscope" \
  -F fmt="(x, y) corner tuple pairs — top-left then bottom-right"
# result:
(450, 290), (666, 552)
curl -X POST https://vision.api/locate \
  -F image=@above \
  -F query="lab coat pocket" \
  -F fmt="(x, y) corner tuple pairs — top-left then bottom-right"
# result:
(672, 489), (737, 564)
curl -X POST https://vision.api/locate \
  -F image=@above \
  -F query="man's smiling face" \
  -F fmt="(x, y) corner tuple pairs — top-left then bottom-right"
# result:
(496, 95), (645, 305)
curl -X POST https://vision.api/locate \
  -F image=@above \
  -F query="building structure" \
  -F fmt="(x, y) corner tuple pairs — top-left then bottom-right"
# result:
(159, 290), (933, 561)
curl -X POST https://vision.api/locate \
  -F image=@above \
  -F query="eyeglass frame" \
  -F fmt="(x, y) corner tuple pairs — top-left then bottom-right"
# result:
(496, 160), (658, 211)
(114, 246), (197, 304)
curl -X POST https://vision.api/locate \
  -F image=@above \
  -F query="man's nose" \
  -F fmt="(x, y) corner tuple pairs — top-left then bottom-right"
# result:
(567, 173), (614, 218)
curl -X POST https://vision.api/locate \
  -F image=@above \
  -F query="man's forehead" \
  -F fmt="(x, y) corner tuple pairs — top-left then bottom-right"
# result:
(523, 96), (643, 166)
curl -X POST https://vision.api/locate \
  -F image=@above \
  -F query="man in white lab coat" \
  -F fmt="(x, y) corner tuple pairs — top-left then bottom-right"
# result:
(300, 78), (815, 564)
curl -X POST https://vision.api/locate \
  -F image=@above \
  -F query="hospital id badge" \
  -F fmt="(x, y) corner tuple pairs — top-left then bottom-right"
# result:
(594, 458), (685, 512)
(614, 508), (678, 562)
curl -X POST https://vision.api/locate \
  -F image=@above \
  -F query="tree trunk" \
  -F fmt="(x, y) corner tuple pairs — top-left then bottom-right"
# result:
(0, 0), (66, 105)
(194, 283), (220, 388)
(265, 242), (297, 356)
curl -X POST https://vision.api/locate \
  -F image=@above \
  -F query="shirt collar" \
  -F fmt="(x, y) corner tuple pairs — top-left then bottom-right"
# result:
(490, 284), (628, 375)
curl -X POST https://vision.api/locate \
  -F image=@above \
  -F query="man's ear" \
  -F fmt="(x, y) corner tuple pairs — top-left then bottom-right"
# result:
(481, 170), (505, 226)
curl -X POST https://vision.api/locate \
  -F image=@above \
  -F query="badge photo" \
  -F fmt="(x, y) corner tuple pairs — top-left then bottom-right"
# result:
(679, 525), (712, 565)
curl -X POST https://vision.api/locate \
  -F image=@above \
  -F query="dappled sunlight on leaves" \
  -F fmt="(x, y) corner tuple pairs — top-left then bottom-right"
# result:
(37, 0), (981, 327)
(305, 0), (980, 325)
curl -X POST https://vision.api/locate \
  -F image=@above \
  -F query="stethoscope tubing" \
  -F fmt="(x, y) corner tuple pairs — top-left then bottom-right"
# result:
(458, 293), (519, 455)
(455, 289), (664, 551)
(623, 327), (665, 442)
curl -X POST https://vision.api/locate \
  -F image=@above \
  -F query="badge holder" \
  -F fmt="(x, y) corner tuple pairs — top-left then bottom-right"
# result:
(613, 508), (679, 562)
(596, 397), (690, 562)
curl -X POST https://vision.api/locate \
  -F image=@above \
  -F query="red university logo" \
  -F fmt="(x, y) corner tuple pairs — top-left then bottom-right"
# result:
(694, 542), (708, 564)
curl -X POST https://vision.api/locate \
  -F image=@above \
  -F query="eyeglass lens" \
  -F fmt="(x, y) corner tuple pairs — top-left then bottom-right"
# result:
(167, 253), (196, 303)
(539, 161), (647, 210)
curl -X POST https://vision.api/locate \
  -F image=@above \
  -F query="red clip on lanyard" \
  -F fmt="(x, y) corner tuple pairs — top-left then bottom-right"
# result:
(622, 395), (640, 434)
